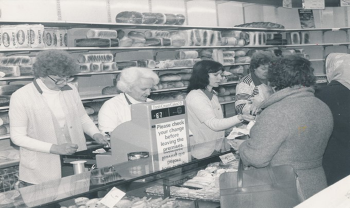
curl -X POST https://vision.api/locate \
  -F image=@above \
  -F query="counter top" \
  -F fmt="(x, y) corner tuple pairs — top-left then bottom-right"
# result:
(0, 158), (19, 169)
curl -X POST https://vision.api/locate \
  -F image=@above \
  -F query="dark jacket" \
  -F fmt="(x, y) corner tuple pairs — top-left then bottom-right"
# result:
(316, 80), (350, 185)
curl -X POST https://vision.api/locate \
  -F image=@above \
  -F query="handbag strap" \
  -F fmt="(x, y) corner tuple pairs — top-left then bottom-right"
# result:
(238, 158), (244, 187)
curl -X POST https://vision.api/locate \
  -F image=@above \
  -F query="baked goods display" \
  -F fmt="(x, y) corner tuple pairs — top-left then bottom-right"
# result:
(146, 161), (239, 202)
(217, 86), (236, 103)
(235, 22), (285, 29)
(1, 24), (46, 49)
(0, 56), (34, 77)
(78, 53), (118, 73)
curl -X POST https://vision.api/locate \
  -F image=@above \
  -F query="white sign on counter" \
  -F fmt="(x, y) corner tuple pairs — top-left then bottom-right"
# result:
(302, 0), (325, 9)
(155, 119), (189, 170)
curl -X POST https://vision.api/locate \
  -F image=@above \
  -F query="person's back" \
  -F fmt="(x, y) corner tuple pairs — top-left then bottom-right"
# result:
(316, 81), (350, 185)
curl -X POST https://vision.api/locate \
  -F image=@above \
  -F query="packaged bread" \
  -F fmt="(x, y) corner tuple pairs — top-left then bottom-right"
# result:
(176, 51), (198, 59)
(29, 24), (45, 48)
(86, 29), (117, 39)
(0, 66), (20, 77)
(56, 29), (67, 47)
(74, 38), (111, 47)
(0, 84), (23, 95)
(0, 56), (31, 65)
(44, 28), (58, 48)
(170, 31), (186, 47)
(175, 14), (186, 25)
(102, 86), (119, 95)
(116, 61), (138, 70)
(115, 11), (143, 24)
(235, 50), (247, 57)
(144, 30), (170, 39)
(19, 65), (33, 76)
(144, 38), (162, 46)
(1, 26), (16, 48)
(15, 24), (31, 48)
(79, 63), (91, 73)
(0, 97), (10, 107)
(164, 14), (177, 25)
(128, 31), (146, 44)
(90, 63), (102, 72)
(173, 59), (195, 67)
(110, 38), (119, 47)
(177, 73), (192, 81)
(161, 38), (172, 46)
(78, 53), (114, 63)
(237, 39), (246, 46)
(102, 62), (118, 71)
(203, 30), (213, 46)
(224, 95), (232, 102)
(193, 29), (204, 46)
(223, 51), (236, 58)
(160, 74), (182, 82)
(119, 37), (133, 47)
(183, 30), (194, 46)
(154, 13), (166, 24)
(223, 58), (235, 64)
(141, 13), (158, 24)
(211, 31), (222, 46)
(221, 30), (242, 39)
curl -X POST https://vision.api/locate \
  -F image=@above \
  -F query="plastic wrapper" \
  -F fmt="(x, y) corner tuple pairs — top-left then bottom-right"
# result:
(86, 29), (117, 39)
(115, 11), (142, 24)
(15, 24), (30, 48)
(154, 13), (166, 24)
(44, 27), (58, 48)
(141, 12), (158, 24)
(0, 66), (20, 77)
(102, 62), (118, 71)
(29, 24), (45, 48)
(144, 30), (170, 39)
(175, 14), (186, 25)
(78, 53), (113, 63)
(1, 26), (16, 48)
(74, 38), (111, 47)
(176, 50), (198, 59)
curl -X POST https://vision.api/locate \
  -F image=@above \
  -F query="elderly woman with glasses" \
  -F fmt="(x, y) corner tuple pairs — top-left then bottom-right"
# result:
(9, 50), (108, 186)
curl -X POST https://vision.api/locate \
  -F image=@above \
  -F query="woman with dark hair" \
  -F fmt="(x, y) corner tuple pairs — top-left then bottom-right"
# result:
(186, 60), (254, 159)
(237, 55), (333, 199)
(315, 53), (350, 186)
(235, 51), (275, 115)
(9, 50), (108, 186)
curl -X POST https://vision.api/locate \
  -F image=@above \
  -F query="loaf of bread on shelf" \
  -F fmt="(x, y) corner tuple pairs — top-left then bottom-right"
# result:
(128, 31), (146, 43)
(175, 14), (186, 25)
(78, 53), (114, 63)
(159, 74), (182, 82)
(74, 38), (111, 47)
(90, 63), (102, 72)
(223, 51), (235, 58)
(141, 12), (158, 24)
(164, 13), (177, 25)
(115, 11), (143, 24)
(0, 97), (10, 107)
(0, 66), (21, 77)
(234, 50), (247, 57)
(170, 31), (186, 47)
(144, 38), (162, 46)
(144, 30), (170, 39)
(86, 29), (117, 39)
(203, 30), (213, 46)
(118, 37), (133, 47)
(19, 65), (33, 76)
(79, 63), (91, 73)
(0, 56), (32, 65)
(116, 61), (138, 70)
(102, 62), (118, 71)
(102, 86), (119, 95)
(176, 50), (198, 59)
(211, 31), (222, 46)
(177, 73), (192, 81)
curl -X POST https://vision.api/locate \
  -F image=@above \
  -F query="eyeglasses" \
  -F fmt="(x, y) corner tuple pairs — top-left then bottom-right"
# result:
(47, 75), (75, 85)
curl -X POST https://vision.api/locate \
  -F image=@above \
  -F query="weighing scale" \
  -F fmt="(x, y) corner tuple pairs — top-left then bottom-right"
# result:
(96, 100), (191, 172)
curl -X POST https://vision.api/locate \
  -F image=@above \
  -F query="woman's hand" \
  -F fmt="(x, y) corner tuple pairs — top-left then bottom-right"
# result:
(93, 133), (109, 145)
(248, 97), (263, 115)
(50, 143), (78, 155)
(237, 114), (255, 122)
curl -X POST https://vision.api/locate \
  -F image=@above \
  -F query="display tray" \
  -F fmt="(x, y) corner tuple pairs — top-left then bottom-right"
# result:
(146, 190), (220, 203)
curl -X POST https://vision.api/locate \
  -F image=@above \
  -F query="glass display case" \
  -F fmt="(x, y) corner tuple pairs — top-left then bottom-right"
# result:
(0, 148), (238, 208)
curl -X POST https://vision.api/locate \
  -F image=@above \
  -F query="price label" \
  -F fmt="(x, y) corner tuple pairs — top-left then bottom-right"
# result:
(100, 187), (126, 208)
(332, 28), (340, 31)
(219, 153), (236, 165)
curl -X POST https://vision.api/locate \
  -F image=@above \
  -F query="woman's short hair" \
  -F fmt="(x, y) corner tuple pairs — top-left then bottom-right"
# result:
(268, 55), (316, 91)
(187, 60), (224, 92)
(117, 67), (160, 93)
(33, 50), (79, 78)
(249, 51), (275, 73)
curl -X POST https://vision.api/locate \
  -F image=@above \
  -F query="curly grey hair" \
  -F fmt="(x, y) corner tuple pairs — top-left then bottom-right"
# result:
(117, 67), (159, 93)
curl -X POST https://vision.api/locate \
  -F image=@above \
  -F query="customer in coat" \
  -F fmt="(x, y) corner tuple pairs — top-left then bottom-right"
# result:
(9, 50), (108, 186)
(238, 55), (333, 199)
(315, 53), (350, 186)
(235, 51), (275, 115)
(186, 60), (254, 159)
(98, 67), (159, 135)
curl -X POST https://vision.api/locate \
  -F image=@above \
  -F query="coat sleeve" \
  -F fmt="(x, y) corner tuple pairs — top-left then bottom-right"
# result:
(238, 109), (291, 168)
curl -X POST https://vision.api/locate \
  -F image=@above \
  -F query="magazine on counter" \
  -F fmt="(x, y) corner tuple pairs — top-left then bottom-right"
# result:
(298, 9), (316, 28)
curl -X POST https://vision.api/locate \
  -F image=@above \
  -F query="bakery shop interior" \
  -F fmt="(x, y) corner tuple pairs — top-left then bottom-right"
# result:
(0, 0), (349, 207)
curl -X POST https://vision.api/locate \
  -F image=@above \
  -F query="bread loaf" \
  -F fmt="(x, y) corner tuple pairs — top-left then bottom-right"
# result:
(1, 56), (32, 65)
(116, 61), (138, 70)
(193, 29), (203, 46)
(0, 66), (20, 77)
(160, 74), (182, 82)
(19, 65), (33, 75)
(111, 38), (119, 47)
(237, 39), (246, 46)
(90, 63), (102, 72)
(102, 62), (118, 71)
(173, 59), (195, 67)
(203, 30), (213, 46)
(164, 14), (177, 25)
(79, 63), (91, 73)
(78, 54), (114, 63)
(223, 51), (235, 58)
(115, 11), (143, 24)
(117, 30), (125, 39)
(102, 86), (119, 95)
(161, 38), (172, 46)
(154, 13), (166, 24)
(184, 30), (194, 46)
(86, 29), (117, 39)
(74, 38), (111, 47)
(119, 37), (133, 47)
(141, 13), (158, 24)
(211, 31), (222, 46)
(144, 30), (170, 39)
(175, 14), (186, 25)
(235, 50), (246, 57)
(0, 126), (7, 135)
(177, 73), (192, 81)
(223, 58), (235, 64)
(300, 31), (310, 44)
(176, 51), (198, 59)
(170, 31), (186, 47)
(224, 95), (232, 102)
(128, 31), (146, 43)
(144, 38), (162, 46)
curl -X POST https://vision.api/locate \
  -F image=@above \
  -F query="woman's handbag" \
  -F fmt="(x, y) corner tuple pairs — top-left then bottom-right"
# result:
(219, 159), (303, 208)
